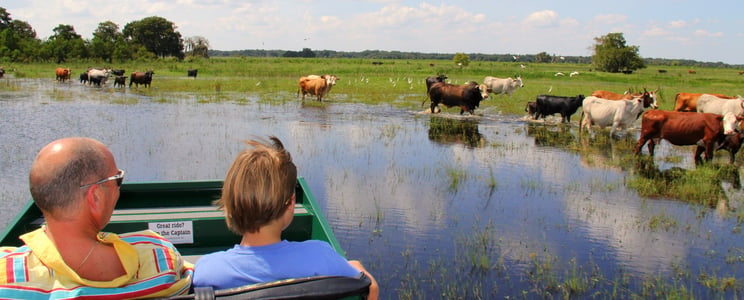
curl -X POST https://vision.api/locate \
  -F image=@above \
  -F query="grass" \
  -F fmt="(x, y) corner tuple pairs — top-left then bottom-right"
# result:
(7, 57), (744, 115)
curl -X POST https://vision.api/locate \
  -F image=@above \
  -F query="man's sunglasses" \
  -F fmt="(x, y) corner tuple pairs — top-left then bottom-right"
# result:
(79, 169), (125, 189)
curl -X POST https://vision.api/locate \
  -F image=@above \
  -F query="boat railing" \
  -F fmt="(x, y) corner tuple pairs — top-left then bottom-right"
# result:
(164, 275), (371, 300)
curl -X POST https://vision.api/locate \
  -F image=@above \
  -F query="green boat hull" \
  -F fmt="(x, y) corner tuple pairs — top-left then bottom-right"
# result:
(0, 177), (345, 260)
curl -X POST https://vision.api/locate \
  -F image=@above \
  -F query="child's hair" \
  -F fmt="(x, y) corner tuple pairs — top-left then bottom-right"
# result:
(217, 136), (297, 234)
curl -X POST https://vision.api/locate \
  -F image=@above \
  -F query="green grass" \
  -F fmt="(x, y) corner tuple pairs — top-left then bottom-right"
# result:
(6, 57), (744, 114)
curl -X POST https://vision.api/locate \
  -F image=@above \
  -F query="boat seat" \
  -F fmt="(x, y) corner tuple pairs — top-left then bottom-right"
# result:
(165, 274), (371, 300)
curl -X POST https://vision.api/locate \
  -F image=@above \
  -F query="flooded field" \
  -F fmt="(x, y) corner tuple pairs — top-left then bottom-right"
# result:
(1, 79), (743, 298)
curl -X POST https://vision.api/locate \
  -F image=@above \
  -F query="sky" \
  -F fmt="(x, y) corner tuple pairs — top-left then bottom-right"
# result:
(4, 0), (744, 64)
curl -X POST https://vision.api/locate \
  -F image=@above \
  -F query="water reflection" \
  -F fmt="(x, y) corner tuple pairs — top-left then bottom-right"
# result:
(428, 116), (485, 148)
(526, 123), (575, 148)
(1, 79), (744, 298)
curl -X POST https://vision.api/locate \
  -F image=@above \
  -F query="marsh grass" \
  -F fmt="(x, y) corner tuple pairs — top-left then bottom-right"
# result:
(10, 57), (744, 115)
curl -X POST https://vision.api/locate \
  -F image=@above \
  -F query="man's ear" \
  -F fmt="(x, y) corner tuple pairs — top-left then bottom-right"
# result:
(84, 185), (104, 219)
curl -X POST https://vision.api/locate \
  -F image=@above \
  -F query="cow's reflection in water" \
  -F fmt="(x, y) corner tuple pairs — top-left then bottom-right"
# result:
(428, 117), (485, 148)
(526, 123), (576, 148)
(631, 158), (741, 211)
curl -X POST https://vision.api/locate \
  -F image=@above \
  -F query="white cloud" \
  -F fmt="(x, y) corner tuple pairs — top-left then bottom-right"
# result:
(694, 29), (723, 38)
(524, 10), (559, 27)
(668, 20), (687, 28)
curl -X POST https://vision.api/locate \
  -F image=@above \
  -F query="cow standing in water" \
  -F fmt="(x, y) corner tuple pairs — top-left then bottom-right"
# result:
(130, 70), (154, 88)
(426, 82), (485, 115)
(55, 68), (71, 82)
(635, 110), (744, 164)
(533, 94), (585, 123)
(298, 75), (338, 101)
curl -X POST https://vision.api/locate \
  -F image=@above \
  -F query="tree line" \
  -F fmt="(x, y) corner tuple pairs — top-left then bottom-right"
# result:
(0, 7), (208, 63)
(1, 6), (739, 70)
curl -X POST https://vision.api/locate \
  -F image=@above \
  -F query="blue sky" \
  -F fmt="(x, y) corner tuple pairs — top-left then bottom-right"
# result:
(5, 0), (744, 64)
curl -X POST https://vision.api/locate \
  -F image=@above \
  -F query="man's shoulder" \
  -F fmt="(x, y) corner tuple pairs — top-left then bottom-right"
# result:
(116, 230), (176, 249)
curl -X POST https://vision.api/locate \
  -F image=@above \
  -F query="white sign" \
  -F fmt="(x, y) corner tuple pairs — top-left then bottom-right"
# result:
(148, 221), (194, 244)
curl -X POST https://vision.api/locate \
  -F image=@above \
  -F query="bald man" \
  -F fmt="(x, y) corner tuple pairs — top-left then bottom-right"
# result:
(0, 137), (193, 299)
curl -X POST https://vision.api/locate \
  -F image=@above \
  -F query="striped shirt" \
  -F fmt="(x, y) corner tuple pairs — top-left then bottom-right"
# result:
(0, 229), (193, 299)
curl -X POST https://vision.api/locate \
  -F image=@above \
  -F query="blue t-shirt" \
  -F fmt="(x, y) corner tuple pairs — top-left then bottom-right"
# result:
(192, 240), (361, 290)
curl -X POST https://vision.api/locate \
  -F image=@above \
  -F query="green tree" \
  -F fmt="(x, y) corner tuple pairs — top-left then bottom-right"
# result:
(592, 32), (645, 73)
(0, 7), (41, 62)
(123, 16), (183, 59)
(534, 51), (552, 63)
(91, 21), (123, 62)
(453, 52), (470, 67)
(42, 24), (87, 63)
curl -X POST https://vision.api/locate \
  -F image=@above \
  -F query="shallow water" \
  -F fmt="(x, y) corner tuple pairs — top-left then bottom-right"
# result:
(1, 79), (743, 298)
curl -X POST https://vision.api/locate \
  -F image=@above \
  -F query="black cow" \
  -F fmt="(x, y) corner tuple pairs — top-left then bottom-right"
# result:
(426, 82), (485, 115)
(113, 76), (126, 88)
(130, 70), (154, 88)
(525, 101), (538, 118)
(79, 72), (88, 84)
(534, 94), (585, 123)
(0, 67), (5, 79)
(425, 74), (447, 93)
(187, 69), (198, 78)
(111, 69), (125, 76)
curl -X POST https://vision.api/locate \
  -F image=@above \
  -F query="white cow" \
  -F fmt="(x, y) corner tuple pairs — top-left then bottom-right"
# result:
(482, 75), (524, 97)
(86, 68), (111, 86)
(696, 94), (744, 116)
(580, 96), (645, 137)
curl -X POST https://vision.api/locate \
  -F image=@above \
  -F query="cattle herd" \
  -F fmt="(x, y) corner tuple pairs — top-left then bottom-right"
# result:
(524, 85), (744, 164)
(54, 67), (158, 88)
(45, 66), (744, 164)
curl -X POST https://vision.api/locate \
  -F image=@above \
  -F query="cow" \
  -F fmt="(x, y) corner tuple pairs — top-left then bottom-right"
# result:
(696, 94), (744, 117)
(554, 72), (565, 76)
(87, 68), (111, 87)
(187, 69), (198, 78)
(55, 68), (71, 82)
(113, 76), (126, 88)
(673, 92), (736, 112)
(688, 70), (697, 74)
(298, 75), (338, 101)
(111, 69), (125, 76)
(579, 95), (645, 137)
(634, 110), (744, 164)
(658, 69), (668, 74)
(591, 89), (658, 109)
(0, 67), (4, 79)
(79, 72), (88, 84)
(425, 75), (447, 92)
(525, 101), (538, 118)
(482, 75), (524, 97)
(426, 82), (485, 115)
(130, 70), (154, 88)
(534, 94), (585, 123)
(569, 71), (580, 77)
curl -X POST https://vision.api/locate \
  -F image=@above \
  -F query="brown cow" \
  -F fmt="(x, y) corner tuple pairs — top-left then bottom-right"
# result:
(298, 75), (338, 101)
(55, 68), (71, 82)
(634, 110), (744, 164)
(130, 70), (154, 88)
(591, 89), (658, 110)
(673, 92), (736, 112)
(425, 82), (485, 115)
